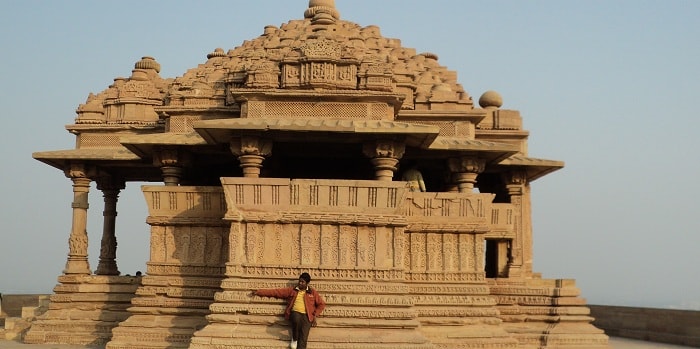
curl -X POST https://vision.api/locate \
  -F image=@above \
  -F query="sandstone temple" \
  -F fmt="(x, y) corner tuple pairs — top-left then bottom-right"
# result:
(29, 1), (609, 348)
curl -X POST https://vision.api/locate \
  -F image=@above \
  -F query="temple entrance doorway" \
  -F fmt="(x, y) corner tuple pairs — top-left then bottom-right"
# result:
(485, 239), (511, 278)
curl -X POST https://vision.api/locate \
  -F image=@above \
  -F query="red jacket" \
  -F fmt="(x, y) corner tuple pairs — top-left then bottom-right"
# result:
(256, 286), (326, 322)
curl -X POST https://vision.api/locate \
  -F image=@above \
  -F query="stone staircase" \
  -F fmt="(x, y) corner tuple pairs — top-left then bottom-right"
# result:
(1, 295), (50, 341)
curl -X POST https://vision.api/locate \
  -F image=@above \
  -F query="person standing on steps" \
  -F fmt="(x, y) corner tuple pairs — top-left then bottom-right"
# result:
(252, 272), (326, 349)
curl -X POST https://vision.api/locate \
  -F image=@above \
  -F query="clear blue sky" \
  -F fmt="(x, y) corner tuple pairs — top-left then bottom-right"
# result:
(1, 1), (698, 310)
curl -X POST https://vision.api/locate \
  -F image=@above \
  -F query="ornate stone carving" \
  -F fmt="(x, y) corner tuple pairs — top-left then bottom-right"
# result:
(448, 157), (486, 192)
(229, 136), (273, 178)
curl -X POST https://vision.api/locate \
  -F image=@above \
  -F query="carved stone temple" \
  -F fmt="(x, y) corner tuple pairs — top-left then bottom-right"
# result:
(29, 1), (609, 348)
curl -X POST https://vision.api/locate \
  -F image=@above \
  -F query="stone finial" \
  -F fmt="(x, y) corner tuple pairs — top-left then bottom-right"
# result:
(134, 56), (161, 73)
(207, 48), (226, 59)
(305, 0), (340, 25)
(479, 90), (503, 109)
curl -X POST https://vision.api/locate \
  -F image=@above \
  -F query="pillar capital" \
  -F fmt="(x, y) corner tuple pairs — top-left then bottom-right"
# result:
(447, 157), (485, 192)
(363, 140), (404, 181)
(362, 140), (405, 159)
(96, 175), (126, 192)
(153, 147), (191, 186)
(505, 170), (527, 196)
(230, 136), (273, 157)
(447, 157), (485, 174)
(153, 146), (191, 167)
(230, 137), (273, 178)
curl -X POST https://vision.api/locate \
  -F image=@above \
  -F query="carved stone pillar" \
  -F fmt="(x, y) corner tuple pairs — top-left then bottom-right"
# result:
(363, 140), (405, 181)
(95, 177), (125, 275)
(447, 157), (485, 192)
(63, 163), (92, 275)
(230, 136), (273, 178)
(505, 170), (527, 278)
(154, 147), (189, 186)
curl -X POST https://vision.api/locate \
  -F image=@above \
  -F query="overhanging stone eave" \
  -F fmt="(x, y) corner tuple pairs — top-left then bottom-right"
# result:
(425, 137), (520, 164)
(496, 155), (565, 181)
(192, 118), (440, 147)
(32, 148), (142, 171)
(398, 109), (488, 123)
(119, 132), (209, 158)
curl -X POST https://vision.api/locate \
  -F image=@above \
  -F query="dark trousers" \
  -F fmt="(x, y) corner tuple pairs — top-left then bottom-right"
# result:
(289, 311), (312, 349)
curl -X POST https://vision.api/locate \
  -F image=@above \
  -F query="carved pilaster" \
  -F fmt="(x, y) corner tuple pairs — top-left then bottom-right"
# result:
(230, 136), (273, 178)
(153, 147), (190, 186)
(95, 177), (125, 276)
(447, 157), (485, 192)
(63, 163), (93, 275)
(363, 140), (405, 181)
(504, 170), (527, 278)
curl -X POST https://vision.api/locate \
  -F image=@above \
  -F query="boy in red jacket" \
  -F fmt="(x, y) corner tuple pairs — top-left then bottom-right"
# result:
(253, 272), (326, 349)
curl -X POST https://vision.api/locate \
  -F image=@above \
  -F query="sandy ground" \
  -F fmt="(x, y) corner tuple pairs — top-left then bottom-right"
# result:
(0, 338), (694, 348)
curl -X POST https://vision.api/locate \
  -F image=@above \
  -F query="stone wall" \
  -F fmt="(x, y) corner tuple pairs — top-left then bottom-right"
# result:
(589, 305), (700, 347)
(0, 294), (48, 317)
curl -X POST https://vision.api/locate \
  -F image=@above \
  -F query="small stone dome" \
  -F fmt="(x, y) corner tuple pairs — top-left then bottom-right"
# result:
(134, 56), (161, 73)
(479, 90), (503, 109)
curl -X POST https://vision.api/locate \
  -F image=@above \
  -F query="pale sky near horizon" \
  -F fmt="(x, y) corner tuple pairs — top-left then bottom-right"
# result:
(1, 1), (698, 310)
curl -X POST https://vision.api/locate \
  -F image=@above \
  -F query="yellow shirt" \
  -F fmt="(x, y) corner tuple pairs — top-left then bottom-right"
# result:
(292, 289), (307, 314)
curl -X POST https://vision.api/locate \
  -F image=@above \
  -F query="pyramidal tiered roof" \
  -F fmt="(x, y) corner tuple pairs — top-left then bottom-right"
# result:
(74, 0), (472, 129)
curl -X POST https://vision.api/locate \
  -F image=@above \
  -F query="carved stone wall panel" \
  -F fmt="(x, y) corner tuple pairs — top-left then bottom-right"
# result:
(442, 233), (458, 271)
(222, 178), (408, 216)
(244, 100), (389, 120)
(320, 224), (339, 267)
(374, 226), (394, 268)
(403, 192), (495, 246)
(426, 233), (442, 271)
(167, 115), (205, 133)
(281, 64), (301, 88)
(150, 226), (167, 263)
(339, 225), (358, 267)
(78, 133), (121, 148)
(300, 223), (321, 266)
(143, 186), (227, 219)
(475, 234), (485, 272)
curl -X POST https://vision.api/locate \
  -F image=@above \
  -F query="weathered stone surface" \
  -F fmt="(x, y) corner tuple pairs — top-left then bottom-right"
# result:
(29, 1), (605, 348)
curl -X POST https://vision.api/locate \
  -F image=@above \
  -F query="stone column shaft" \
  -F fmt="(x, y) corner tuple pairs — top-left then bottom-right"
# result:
(505, 170), (527, 277)
(96, 179), (124, 275)
(64, 170), (92, 275)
